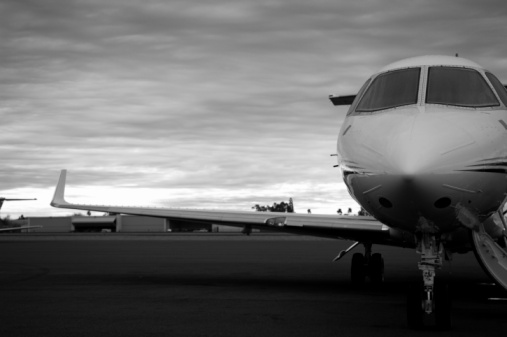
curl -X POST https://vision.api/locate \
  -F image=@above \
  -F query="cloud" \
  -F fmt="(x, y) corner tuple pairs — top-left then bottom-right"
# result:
(1, 0), (506, 217)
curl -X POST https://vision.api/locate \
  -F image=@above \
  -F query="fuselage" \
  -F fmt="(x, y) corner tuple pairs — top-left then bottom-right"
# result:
(337, 56), (507, 235)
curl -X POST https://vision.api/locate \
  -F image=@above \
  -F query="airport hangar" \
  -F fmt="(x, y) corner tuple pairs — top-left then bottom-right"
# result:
(24, 215), (255, 233)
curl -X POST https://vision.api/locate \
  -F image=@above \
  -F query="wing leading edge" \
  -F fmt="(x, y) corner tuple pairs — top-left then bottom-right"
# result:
(0, 225), (42, 232)
(50, 170), (411, 247)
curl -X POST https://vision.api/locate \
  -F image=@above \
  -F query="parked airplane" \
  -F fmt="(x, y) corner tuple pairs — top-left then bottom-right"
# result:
(0, 197), (36, 211)
(51, 55), (507, 329)
(0, 197), (40, 232)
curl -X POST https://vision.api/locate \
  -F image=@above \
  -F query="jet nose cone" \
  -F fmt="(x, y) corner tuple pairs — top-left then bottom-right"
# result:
(387, 114), (474, 175)
(390, 141), (425, 176)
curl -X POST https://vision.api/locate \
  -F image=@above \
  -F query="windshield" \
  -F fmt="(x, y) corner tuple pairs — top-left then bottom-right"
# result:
(346, 78), (371, 115)
(426, 67), (499, 108)
(355, 68), (420, 113)
(486, 72), (507, 106)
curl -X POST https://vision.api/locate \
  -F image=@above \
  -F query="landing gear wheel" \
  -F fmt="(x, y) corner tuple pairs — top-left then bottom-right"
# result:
(406, 282), (452, 330)
(351, 253), (366, 285)
(369, 253), (384, 283)
(434, 284), (452, 330)
(407, 284), (424, 329)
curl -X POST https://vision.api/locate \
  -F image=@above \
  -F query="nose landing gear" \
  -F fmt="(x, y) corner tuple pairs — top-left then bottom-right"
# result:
(407, 233), (451, 330)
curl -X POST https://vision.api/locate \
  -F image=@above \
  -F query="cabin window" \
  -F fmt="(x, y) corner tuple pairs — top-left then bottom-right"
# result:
(426, 67), (499, 108)
(355, 68), (420, 113)
(485, 72), (507, 106)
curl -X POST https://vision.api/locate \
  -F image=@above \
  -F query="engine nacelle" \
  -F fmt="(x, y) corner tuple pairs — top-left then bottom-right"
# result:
(471, 212), (507, 290)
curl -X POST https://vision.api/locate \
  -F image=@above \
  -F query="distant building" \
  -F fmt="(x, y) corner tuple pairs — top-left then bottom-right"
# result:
(23, 215), (256, 233)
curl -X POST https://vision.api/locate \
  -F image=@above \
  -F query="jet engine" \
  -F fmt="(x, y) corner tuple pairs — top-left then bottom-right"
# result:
(471, 212), (507, 290)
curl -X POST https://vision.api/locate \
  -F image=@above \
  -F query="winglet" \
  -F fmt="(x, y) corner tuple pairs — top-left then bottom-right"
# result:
(50, 170), (69, 207)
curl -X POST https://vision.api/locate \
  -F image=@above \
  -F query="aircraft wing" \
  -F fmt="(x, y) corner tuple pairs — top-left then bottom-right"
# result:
(0, 198), (37, 210)
(1, 198), (37, 201)
(0, 225), (42, 232)
(50, 170), (410, 247)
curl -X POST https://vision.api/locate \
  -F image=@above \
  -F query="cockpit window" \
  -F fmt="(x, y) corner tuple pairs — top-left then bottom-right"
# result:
(426, 67), (499, 108)
(346, 78), (371, 115)
(485, 72), (507, 106)
(355, 68), (420, 113)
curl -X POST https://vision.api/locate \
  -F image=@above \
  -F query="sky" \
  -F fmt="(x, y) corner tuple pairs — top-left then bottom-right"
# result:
(1, 0), (507, 218)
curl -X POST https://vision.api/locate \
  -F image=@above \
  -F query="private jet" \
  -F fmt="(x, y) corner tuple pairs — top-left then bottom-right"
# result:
(50, 55), (507, 329)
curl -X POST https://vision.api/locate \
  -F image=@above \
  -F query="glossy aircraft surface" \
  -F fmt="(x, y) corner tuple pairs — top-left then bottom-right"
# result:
(51, 55), (507, 329)
(338, 56), (507, 235)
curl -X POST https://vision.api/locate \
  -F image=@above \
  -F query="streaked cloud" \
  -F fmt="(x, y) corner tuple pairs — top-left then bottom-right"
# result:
(1, 0), (506, 217)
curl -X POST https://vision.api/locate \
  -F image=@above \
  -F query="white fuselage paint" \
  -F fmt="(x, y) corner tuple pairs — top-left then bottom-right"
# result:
(337, 56), (507, 235)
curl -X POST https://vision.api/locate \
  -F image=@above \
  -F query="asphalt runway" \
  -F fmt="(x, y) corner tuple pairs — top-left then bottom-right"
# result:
(0, 234), (505, 337)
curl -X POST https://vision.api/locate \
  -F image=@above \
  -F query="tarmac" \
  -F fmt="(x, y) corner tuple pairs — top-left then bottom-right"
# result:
(0, 233), (506, 336)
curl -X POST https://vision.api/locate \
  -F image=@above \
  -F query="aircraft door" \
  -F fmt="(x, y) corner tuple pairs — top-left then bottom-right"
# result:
(471, 212), (507, 290)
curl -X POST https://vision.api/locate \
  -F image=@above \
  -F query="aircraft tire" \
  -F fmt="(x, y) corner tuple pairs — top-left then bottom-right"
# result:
(434, 283), (452, 330)
(369, 253), (384, 283)
(406, 284), (424, 329)
(351, 253), (366, 285)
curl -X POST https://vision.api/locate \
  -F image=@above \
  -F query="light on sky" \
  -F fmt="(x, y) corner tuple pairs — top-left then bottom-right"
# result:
(1, 0), (506, 218)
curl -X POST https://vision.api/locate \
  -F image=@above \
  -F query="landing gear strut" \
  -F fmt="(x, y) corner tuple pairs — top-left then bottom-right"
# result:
(407, 233), (451, 330)
(350, 243), (384, 285)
